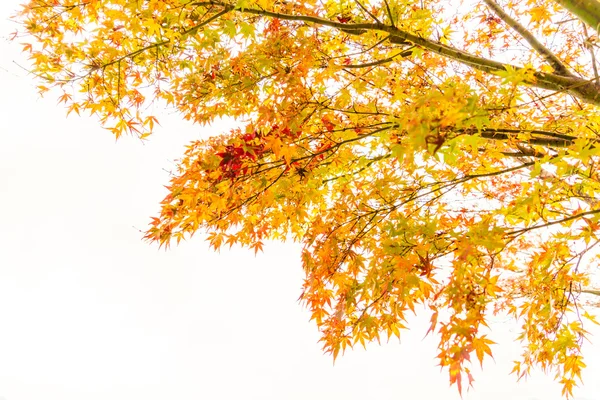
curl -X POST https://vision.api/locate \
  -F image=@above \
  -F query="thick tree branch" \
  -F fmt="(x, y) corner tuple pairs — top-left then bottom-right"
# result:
(474, 127), (583, 147)
(483, 0), (574, 76)
(450, 127), (594, 149)
(581, 288), (600, 296)
(479, 130), (573, 147)
(197, 1), (600, 105)
(554, 0), (600, 33)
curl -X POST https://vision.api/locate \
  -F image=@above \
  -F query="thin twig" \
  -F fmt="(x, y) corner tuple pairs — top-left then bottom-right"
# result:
(353, 0), (381, 24)
(341, 47), (414, 69)
(382, 0), (395, 26)
(583, 24), (599, 83)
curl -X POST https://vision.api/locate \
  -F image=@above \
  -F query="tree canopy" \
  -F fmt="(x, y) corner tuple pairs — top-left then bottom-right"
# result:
(13, 0), (600, 396)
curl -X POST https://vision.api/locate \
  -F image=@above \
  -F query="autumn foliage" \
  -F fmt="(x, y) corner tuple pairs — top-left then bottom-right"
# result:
(13, 0), (600, 396)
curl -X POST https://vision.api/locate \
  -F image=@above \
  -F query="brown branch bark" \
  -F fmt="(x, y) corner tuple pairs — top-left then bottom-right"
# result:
(452, 127), (589, 148)
(195, 1), (600, 106)
(581, 288), (600, 296)
(483, 0), (573, 76)
(554, 0), (600, 32)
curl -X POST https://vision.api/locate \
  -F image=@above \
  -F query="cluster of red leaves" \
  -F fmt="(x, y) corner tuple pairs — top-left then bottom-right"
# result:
(216, 132), (265, 180)
(216, 125), (300, 180)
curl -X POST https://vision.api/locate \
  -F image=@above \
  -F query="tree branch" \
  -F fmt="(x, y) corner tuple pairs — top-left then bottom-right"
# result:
(483, 0), (573, 76)
(508, 208), (600, 236)
(382, 0), (395, 26)
(353, 0), (381, 24)
(479, 131), (573, 147)
(582, 23), (600, 81)
(452, 127), (588, 148)
(581, 288), (600, 296)
(554, 0), (600, 33)
(94, 6), (231, 71)
(197, 1), (600, 105)
(341, 48), (414, 69)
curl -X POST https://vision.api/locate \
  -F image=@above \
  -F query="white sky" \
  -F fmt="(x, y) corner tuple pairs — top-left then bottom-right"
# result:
(0, 1), (598, 399)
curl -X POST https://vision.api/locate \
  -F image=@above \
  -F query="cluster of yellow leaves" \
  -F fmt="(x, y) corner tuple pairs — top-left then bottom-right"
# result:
(13, 0), (600, 396)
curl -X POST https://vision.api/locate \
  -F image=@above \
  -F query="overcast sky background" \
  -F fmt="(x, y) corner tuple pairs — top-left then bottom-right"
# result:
(0, 2), (599, 399)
